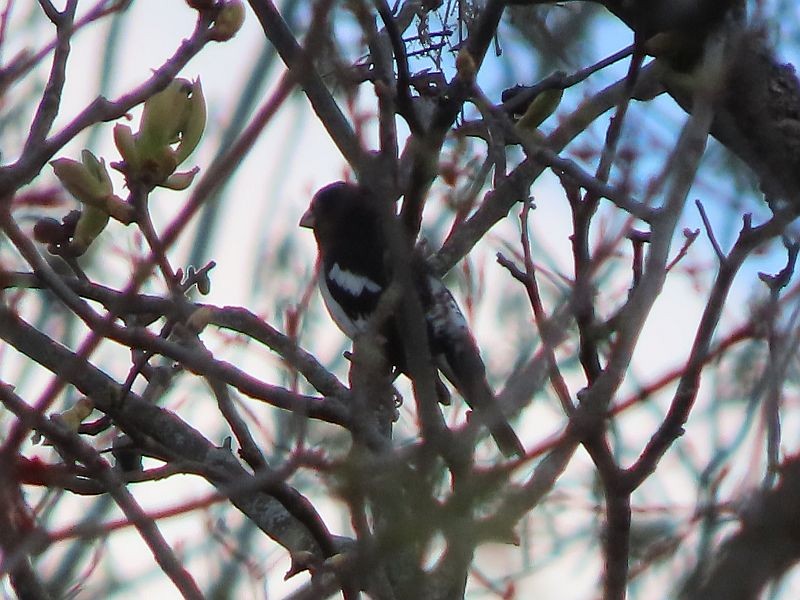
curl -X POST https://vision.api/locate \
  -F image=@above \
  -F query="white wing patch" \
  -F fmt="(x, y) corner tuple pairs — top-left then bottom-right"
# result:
(426, 275), (468, 337)
(319, 272), (369, 338)
(329, 263), (382, 296)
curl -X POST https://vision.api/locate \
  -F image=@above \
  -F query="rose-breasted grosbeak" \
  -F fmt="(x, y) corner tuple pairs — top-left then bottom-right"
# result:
(300, 182), (524, 458)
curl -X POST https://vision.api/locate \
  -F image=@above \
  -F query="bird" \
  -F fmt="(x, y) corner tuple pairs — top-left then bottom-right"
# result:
(300, 181), (524, 458)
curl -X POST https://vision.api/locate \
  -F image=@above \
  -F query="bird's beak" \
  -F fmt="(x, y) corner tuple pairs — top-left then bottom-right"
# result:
(299, 208), (314, 229)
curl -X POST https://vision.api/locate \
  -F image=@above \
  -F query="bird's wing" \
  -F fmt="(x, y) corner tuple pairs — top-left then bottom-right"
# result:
(423, 275), (525, 458)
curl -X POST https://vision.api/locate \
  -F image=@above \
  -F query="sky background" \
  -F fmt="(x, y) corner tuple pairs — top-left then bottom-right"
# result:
(4, 0), (800, 597)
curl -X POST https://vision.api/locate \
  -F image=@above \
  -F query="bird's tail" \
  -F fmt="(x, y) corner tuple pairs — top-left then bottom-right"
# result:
(483, 404), (526, 459)
(441, 342), (525, 458)
(471, 390), (526, 459)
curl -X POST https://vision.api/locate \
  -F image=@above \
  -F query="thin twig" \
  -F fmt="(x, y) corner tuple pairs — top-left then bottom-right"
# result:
(0, 384), (205, 600)
(24, 0), (77, 154)
(209, 378), (268, 470)
(592, 48), (645, 187)
(0, 64), (301, 457)
(0, 0), (128, 96)
(666, 227), (700, 272)
(2, 272), (350, 399)
(0, 305), (351, 563)
(246, 0), (368, 176)
(695, 199), (726, 262)
(496, 200), (575, 416)
(623, 212), (788, 491)
(37, 0), (62, 24)
(0, 10), (215, 197)
(500, 43), (635, 116)
(373, 0), (420, 132)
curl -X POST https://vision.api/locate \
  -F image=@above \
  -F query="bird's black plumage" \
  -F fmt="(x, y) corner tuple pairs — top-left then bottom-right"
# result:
(300, 181), (524, 458)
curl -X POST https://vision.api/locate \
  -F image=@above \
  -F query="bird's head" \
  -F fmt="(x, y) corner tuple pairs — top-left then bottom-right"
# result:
(300, 181), (382, 247)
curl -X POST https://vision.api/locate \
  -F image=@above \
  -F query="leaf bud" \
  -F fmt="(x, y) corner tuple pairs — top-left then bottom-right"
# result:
(210, 0), (245, 42)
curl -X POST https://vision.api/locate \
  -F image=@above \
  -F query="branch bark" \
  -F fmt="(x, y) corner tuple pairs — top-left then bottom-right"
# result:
(680, 456), (800, 599)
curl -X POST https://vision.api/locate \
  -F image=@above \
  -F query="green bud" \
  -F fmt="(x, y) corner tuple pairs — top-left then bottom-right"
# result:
(141, 145), (179, 185)
(160, 167), (200, 190)
(113, 123), (142, 174)
(51, 151), (114, 206)
(104, 195), (136, 224)
(72, 205), (110, 255)
(139, 79), (194, 153)
(210, 0), (245, 42)
(173, 79), (206, 165)
(515, 88), (563, 132)
(132, 78), (206, 183)
(80, 150), (113, 197)
(51, 158), (94, 200)
(52, 397), (94, 432)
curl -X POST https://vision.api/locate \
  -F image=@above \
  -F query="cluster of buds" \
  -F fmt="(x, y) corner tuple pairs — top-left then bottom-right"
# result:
(112, 77), (206, 190)
(47, 150), (136, 255)
(51, 150), (133, 220)
(45, 77), (207, 256)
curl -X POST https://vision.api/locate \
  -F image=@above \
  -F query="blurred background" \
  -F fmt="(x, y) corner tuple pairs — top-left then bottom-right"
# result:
(3, 0), (800, 598)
